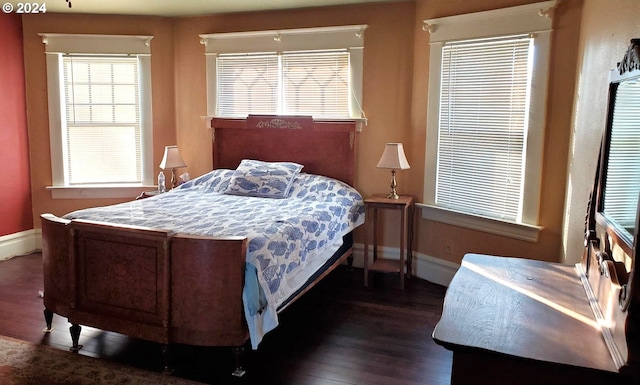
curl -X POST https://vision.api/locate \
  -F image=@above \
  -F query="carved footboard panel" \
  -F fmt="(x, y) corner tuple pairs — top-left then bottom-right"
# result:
(70, 219), (174, 344)
(41, 214), (249, 348)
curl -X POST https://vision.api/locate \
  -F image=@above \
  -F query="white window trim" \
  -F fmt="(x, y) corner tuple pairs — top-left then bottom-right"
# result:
(422, 1), (557, 242)
(40, 33), (154, 199)
(418, 204), (543, 242)
(199, 25), (367, 131)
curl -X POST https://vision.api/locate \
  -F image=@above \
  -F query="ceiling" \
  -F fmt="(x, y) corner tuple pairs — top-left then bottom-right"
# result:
(13, 0), (403, 17)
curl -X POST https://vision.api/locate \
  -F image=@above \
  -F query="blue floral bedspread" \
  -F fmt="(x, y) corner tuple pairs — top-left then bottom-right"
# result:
(63, 169), (365, 348)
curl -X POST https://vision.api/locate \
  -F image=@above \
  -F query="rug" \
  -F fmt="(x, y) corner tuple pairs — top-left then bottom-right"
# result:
(0, 335), (204, 385)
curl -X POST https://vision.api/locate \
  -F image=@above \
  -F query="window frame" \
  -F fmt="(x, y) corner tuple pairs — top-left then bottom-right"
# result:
(40, 33), (155, 199)
(420, 1), (558, 242)
(199, 25), (367, 131)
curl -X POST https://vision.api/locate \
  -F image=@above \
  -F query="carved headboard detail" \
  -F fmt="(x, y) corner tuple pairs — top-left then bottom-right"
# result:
(252, 116), (308, 130)
(617, 38), (640, 75)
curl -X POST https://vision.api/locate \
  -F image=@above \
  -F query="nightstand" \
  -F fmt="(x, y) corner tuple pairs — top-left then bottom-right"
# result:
(363, 194), (414, 290)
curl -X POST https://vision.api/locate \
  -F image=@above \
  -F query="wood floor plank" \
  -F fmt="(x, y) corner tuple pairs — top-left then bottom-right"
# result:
(0, 253), (452, 385)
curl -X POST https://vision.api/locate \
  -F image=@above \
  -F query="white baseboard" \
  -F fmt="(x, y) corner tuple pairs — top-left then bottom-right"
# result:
(0, 229), (41, 261)
(351, 243), (459, 287)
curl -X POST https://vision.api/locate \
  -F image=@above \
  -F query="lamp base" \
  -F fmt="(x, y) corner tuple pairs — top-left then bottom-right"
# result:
(387, 169), (400, 199)
(171, 168), (178, 189)
(387, 191), (400, 200)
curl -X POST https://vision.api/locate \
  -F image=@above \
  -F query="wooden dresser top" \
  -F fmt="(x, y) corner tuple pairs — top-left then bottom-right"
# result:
(432, 253), (619, 373)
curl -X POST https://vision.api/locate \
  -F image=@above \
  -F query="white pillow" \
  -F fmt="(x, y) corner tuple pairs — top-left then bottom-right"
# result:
(224, 159), (303, 199)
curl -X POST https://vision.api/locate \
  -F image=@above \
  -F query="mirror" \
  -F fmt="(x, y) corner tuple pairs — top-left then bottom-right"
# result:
(601, 77), (640, 243)
(596, 39), (640, 252)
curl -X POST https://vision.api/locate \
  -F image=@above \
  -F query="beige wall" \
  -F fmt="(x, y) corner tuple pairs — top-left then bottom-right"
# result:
(564, 0), (640, 264)
(22, 0), (629, 269)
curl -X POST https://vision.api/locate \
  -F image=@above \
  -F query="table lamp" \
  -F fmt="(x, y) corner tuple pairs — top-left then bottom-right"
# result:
(376, 143), (410, 199)
(159, 145), (187, 189)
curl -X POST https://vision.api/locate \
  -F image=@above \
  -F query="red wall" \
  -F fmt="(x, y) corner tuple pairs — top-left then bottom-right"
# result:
(0, 14), (33, 236)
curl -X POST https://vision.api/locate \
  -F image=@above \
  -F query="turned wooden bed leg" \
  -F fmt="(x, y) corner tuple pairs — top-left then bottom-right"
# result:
(69, 323), (83, 352)
(43, 309), (54, 332)
(161, 344), (174, 374)
(232, 345), (246, 377)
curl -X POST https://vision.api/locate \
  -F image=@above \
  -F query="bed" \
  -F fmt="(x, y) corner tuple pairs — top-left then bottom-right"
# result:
(40, 115), (363, 374)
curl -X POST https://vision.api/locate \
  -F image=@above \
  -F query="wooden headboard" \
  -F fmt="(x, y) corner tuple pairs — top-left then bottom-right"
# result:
(211, 115), (357, 186)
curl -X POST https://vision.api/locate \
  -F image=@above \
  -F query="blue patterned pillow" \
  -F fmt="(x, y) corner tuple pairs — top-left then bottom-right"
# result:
(224, 159), (303, 198)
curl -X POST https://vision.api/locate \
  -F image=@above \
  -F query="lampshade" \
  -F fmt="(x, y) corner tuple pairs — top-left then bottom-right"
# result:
(159, 145), (186, 170)
(376, 143), (411, 170)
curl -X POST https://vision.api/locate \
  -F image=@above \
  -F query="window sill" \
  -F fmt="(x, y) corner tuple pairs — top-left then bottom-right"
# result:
(47, 185), (157, 199)
(417, 203), (543, 243)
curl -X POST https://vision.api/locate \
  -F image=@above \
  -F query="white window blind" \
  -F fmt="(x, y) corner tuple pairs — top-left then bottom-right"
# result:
(603, 78), (640, 233)
(63, 56), (141, 185)
(435, 35), (532, 222)
(283, 51), (349, 117)
(217, 54), (279, 117)
(216, 50), (350, 118)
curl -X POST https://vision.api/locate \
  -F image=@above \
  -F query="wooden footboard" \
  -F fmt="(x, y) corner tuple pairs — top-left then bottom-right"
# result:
(171, 234), (248, 346)
(41, 214), (72, 320)
(41, 214), (249, 348)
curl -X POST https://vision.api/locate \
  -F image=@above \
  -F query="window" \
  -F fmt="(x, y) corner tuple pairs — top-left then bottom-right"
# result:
(436, 35), (531, 222)
(217, 54), (279, 117)
(217, 50), (350, 118)
(200, 25), (367, 128)
(41, 34), (154, 199)
(421, 1), (557, 242)
(63, 56), (141, 184)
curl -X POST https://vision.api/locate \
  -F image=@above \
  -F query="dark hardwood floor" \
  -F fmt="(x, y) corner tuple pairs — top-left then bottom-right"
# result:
(0, 253), (452, 385)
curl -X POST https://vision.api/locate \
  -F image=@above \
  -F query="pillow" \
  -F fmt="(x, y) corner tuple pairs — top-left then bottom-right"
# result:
(224, 159), (303, 198)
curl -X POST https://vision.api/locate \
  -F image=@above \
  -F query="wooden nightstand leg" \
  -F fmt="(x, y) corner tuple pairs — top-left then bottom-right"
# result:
(364, 205), (370, 287)
(400, 207), (406, 290)
(407, 204), (414, 279)
(372, 207), (378, 262)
